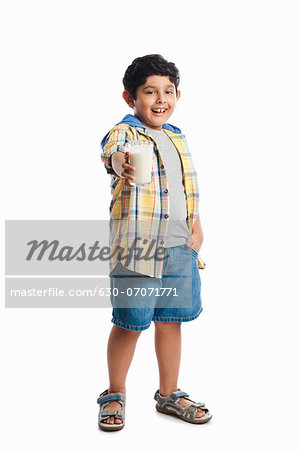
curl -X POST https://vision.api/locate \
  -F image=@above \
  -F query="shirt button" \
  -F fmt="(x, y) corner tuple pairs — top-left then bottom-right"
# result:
(161, 165), (164, 169)
(164, 214), (169, 218)
(164, 189), (168, 194)
(160, 241), (164, 245)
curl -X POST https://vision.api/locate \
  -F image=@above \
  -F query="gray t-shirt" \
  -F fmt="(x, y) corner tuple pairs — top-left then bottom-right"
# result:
(145, 126), (190, 248)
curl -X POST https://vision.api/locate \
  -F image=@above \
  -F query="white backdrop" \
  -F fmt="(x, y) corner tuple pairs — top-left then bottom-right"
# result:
(1, 1), (299, 449)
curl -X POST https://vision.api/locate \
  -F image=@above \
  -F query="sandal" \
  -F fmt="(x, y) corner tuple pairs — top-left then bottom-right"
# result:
(154, 389), (212, 424)
(97, 389), (126, 431)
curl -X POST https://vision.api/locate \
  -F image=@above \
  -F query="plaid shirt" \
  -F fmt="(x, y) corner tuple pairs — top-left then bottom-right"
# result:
(101, 114), (200, 278)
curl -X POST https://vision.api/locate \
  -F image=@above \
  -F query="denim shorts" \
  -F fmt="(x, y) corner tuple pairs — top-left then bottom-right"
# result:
(109, 244), (203, 331)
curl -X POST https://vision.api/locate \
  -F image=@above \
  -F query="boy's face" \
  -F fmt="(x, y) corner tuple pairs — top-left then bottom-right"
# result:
(123, 75), (181, 130)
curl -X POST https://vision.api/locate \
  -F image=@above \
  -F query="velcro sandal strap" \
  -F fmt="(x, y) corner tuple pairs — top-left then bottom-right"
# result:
(97, 393), (122, 405)
(97, 394), (122, 405)
(101, 409), (124, 417)
(195, 402), (206, 409)
(172, 390), (189, 399)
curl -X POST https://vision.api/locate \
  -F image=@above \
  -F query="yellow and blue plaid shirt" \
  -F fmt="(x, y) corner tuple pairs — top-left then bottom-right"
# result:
(101, 114), (200, 278)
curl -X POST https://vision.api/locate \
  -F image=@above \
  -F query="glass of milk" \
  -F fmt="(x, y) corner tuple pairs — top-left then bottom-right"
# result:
(127, 141), (154, 186)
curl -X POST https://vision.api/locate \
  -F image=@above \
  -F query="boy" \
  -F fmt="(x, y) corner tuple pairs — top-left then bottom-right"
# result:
(97, 55), (212, 431)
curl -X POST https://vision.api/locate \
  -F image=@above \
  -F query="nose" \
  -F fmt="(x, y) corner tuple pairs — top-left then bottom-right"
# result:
(157, 92), (166, 104)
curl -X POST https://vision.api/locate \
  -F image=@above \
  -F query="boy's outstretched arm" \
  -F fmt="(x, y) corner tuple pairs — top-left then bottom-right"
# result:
(101, 126), (134, 179)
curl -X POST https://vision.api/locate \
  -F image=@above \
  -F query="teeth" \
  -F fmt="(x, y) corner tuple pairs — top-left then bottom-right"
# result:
(152, 109), (166, 113)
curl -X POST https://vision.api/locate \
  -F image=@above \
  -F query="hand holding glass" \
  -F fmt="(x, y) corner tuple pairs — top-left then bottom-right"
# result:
(126, 141), (154, 186)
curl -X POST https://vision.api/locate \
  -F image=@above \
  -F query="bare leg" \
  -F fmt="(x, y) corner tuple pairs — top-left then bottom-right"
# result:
(154, 321), (205, 418)
(103, 324), (142, 424)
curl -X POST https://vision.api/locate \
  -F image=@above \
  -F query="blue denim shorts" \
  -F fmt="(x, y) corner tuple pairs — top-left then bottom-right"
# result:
(109, 244), (203, 331)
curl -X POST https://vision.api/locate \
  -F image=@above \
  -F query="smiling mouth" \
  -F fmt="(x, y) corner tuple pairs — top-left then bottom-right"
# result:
(151, 108), (167, 115)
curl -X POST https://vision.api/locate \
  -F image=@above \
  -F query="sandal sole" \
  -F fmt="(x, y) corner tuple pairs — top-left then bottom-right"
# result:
(98, 422), (124, 431)
(156, 403), (212, 424)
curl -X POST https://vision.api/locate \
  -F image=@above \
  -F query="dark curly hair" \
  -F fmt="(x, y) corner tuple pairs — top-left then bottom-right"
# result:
(122, 54), (180, 100)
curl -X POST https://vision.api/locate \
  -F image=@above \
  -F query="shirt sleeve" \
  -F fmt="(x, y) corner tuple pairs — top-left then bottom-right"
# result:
(101, 125), (134, 177)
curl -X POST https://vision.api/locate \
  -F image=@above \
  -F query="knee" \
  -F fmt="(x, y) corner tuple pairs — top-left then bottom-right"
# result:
(154, 321), (181, 331)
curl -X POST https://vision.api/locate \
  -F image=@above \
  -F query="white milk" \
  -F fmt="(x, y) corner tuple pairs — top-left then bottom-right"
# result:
(128, 142), (153, 186)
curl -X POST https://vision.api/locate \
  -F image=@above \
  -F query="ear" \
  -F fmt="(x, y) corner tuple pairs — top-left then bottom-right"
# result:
(176, 90), (181, 102)
(122, 90), (135, 108)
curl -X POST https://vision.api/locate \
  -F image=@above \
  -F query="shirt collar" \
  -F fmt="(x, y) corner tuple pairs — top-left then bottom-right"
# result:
(101, 114), (181, 149)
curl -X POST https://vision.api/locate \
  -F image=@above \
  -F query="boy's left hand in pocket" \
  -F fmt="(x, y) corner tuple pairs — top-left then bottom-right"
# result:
(185, 234), (202, 254)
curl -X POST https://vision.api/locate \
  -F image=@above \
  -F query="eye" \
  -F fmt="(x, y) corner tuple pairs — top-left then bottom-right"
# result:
(166, 91), (174, 94)
(146, 91), (154, 94)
